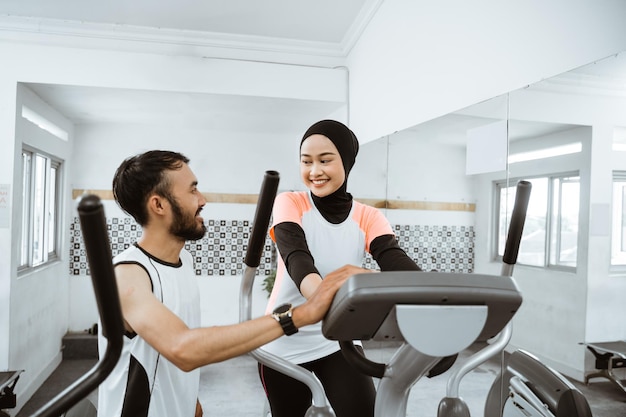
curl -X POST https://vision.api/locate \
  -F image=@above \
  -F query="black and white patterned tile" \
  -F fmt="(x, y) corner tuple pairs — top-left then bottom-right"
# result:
(70, 217), (474, 275)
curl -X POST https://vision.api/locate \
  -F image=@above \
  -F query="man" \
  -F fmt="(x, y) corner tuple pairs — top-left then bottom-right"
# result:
(98, 150), (368, 417)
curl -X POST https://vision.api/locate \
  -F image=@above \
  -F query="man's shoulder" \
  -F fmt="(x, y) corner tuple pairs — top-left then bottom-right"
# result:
(113, 243), (143, 263)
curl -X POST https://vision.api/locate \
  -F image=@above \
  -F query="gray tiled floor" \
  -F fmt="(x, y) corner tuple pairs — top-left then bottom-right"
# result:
(15, 343), (626, 416)
(197, 342), (626, 417)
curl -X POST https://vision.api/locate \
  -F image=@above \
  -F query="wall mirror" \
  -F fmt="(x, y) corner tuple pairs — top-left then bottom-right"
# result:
(352, 93), (511, 275)
(354, 51), (626, 275)
(352, 51), (626, 413)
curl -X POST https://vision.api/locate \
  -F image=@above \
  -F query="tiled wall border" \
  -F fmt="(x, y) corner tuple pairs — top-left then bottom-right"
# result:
(70, 217), (474, 276)
(71, 189), (475, 276)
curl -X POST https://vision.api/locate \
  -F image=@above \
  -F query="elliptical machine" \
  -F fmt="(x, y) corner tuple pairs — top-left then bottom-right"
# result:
(322, 181), (591, 417)
(240, 174), (592, 417)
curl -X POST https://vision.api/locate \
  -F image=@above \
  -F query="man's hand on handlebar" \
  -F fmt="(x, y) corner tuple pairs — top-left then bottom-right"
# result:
(292, 265), (375, 329)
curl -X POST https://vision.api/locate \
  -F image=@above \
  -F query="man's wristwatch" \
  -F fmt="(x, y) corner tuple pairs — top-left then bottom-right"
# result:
(272, 303), (298, 336)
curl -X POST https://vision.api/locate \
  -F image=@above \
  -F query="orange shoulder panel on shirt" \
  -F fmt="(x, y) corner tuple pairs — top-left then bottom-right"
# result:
(351, 202), (394, 251)
(269, 191), (312, 242)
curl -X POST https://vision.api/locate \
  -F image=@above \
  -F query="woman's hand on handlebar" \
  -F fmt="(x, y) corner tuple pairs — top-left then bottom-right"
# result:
(293, 265), (375, 328)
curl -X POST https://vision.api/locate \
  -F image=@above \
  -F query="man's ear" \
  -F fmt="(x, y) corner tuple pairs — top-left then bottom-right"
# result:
(147, 194), (168, 216)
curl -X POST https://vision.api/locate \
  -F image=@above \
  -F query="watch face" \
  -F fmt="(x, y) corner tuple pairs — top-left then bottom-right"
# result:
(274, 303), (291, 314)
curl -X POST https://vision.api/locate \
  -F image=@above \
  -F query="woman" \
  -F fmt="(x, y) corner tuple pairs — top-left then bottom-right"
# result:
(259, 119), (423, 417)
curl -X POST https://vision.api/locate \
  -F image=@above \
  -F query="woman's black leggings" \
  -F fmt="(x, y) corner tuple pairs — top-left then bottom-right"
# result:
(258, 348), (376, 417)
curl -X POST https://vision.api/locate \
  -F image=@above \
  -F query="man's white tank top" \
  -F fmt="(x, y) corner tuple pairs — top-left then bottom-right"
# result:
(97, 244), (200, 417)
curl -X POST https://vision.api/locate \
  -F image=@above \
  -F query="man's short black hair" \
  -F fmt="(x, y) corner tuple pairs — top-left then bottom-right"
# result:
(112, 150), (190, 226)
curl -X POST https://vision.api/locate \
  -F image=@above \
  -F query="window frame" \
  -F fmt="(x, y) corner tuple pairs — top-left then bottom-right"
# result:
(611, 171), (626, 271)
(18, 147), (62, 273)
(548, 175), (580, 269)
(494, 171), (580, 272)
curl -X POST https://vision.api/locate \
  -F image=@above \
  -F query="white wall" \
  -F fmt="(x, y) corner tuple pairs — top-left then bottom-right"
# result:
(387, 130), (475, 204)
(349, 136), (388, 201)
(71, 124), (306, 194)
(384, 130), (477, 229)
(585, 126), (625, 340)
(348, 0), (626, 143)
(0, 77), (17, 389)
(7, 84), (75, 410)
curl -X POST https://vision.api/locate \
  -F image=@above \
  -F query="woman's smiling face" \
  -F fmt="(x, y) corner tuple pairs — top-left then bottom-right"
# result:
(300, 134), (346, 198)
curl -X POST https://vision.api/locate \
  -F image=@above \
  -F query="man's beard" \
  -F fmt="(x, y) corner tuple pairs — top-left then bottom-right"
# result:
(168, 197), (206, 242)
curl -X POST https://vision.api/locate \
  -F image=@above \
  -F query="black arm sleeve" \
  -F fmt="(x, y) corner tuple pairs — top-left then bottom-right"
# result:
(370, 234), (423, 271)
(273, 222), (320, 290)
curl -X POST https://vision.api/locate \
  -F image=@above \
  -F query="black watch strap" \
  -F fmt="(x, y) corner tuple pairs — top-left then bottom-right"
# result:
(272, 304), (298, 336)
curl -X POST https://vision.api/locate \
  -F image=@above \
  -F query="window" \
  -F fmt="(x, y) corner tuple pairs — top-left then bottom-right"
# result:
(496, 174), (579, 269)
(19, 149), (61, 270)
(550, 176), (579, 267)
(612, 172), (626, 268)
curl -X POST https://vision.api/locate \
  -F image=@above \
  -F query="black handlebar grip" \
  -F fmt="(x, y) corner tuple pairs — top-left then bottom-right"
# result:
(503, 180), (532, 266)
(77, 194), (125, 342)
(339, 341), (386, 378)
(244, 171), (280, 268)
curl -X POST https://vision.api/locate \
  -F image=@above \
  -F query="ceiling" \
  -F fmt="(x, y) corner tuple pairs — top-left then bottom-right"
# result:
(0, 0), (377, 46)
(2, 2), (625, 141)
(1, 0), (379, 132)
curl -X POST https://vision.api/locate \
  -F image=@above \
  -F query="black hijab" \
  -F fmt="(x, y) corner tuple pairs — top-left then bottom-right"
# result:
(300, 120), (360, 224)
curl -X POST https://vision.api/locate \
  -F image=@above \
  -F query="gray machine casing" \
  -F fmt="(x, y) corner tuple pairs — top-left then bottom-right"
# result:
(322, 271), (522, 343)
